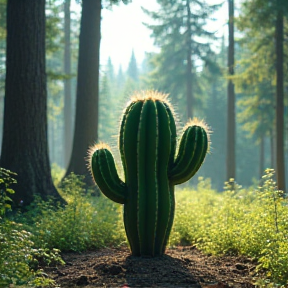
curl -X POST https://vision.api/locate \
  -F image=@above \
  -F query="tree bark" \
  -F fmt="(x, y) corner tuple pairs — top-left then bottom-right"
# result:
(63, 0), (72, 169)
(65, 0), (101, 183)
(0, 0), (65, 206)
(259, 134), (265, 179)
(186, 0), (193, 120)
(270, 128), (275, 169)
(0, 1), (6, 151)
(275, 8), (286, 192)
(226, 0), (236, 182)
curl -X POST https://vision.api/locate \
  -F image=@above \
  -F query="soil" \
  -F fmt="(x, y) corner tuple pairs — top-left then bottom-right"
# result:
(44, 246), (262, 288)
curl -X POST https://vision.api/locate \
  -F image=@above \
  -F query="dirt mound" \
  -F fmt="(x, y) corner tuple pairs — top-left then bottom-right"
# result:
(45, 246), (260, 287)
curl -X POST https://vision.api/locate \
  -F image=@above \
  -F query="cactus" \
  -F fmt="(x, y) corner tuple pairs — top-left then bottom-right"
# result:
(89, 91), (209, 257)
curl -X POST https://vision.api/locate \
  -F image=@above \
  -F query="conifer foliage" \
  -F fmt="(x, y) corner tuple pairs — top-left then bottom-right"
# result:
(143, 0), (221, 120)
(236, 0), (288, 192)
(127, 50), (139, 82)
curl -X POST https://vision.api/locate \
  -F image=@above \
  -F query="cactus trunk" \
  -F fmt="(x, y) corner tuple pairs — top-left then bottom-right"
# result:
(89, 91), (209, 257)
(120, 99), (176, 256)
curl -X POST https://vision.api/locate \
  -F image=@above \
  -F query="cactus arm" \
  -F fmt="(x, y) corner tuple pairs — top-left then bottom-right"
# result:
(91, 148), (127, 204)
(169, 125), (208, 185)
(122, 101), (143, 256)
(137, 100), (158, 255)
(171, 127), (196, 173)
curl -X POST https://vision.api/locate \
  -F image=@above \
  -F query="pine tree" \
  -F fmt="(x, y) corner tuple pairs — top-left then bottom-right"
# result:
(201, 40), (227, 190)
(127, 50), (138, 82)
(99, 72), (113, 142)
(143, 0), (221, 120)
(107, 56), (115, 83)
(237, 0), (288, 191)
(63, 0), (73, 169)
(117, 65), (125, 89)
(237, 82), (275, 178)
(46, 0), (70, 168)
(98, 58), (118, 143)
(227, 0), (236, 182)
(0, 0), (6, 150)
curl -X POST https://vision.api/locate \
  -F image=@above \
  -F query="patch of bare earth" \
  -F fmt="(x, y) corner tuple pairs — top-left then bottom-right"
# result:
(44, 246), (261, 287)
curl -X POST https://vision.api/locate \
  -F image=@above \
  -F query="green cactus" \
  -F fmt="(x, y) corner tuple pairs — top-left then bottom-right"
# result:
(89, 91), (209, 257)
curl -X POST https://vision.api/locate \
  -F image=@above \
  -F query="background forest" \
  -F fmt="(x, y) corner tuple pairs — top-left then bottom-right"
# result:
(0, 0), (287, 192)
(0, 0), (288, 287)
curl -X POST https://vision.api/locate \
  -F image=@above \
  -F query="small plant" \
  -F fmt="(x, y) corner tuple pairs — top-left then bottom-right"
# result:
(256, 169), (288, 285)
(51, 162), (65, 187)
(257, 169), (283, 234)
(0, 168), (17, 217)
(170, 169), (288, 286)
(0, 168), (60, 287)
(29, 173), (125, 252)
(0, 220), (62, 287)
(89, 91), (209, 257)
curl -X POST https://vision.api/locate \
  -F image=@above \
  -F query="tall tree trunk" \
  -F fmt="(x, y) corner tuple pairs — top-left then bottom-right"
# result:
(186, 0), (193, 120)
(0, 0), (65, 207)
(259, 134), (265, 179)
(0, 1), (6, 150)
(52, 119), (56, 164)
(226, 0), (236, 182)
(49, 118), (54, 164)
(270, 128), (275, 169)
(65, 0), (101, 183)
(63, 0), (72, 169)
(275, 8), (286, 192)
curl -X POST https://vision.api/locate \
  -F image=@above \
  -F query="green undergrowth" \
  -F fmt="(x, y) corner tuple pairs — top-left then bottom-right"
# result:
(23, 173), (126, 252)
(171, 170), (288, 287)
(1, 167), (287, 287)
(0, 168), (62, 287)
(0, 170), (125, 287)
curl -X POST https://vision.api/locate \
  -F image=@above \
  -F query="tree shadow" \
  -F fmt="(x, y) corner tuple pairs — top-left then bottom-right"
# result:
(123, 254), (202, 287)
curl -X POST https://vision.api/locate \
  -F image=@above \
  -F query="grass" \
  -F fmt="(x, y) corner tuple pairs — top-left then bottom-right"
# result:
(1, 168), (287, 287)
(0, 168), (61, 287)
(23, 173), (126, 252)
(171, 171), (288, 287)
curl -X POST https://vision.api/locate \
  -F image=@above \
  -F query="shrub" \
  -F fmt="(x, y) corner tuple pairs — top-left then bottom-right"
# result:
(170, 170), (288, 285)
(27, 173), (126, 252)
(0, 167), (16, 217)
(0, 220), (62, 287)
(0, 168), (62, 287)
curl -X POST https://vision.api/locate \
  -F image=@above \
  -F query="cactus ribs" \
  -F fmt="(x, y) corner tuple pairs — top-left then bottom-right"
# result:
(89, 91), (209, 257)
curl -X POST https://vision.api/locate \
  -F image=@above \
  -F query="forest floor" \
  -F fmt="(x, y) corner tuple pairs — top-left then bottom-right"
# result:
(44, 246), (263, 288)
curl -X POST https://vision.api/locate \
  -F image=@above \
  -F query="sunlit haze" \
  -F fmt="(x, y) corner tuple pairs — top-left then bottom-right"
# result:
(72, 0), (228, 71)
(101, 0), (160, 70)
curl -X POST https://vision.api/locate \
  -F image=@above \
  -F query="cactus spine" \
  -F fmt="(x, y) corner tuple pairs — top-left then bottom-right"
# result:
(89, 91), (209, 257)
